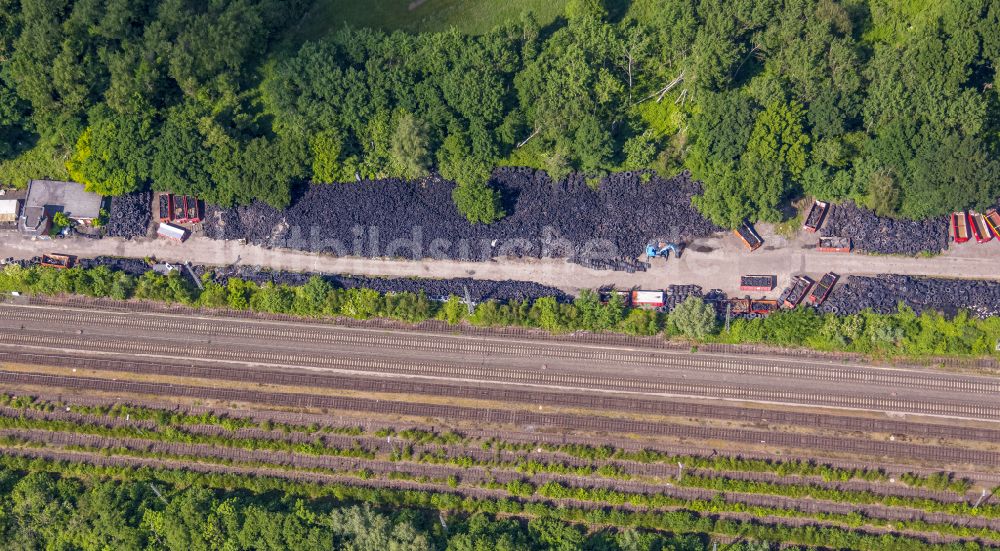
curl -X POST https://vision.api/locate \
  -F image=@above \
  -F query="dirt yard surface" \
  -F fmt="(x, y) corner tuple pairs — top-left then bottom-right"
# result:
(1, 222), (997, 297)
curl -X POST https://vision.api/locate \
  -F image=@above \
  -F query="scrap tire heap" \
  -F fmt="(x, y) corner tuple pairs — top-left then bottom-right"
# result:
(202, 170), (721, 261)
(105, 192), (152, 239)
(199, 264), (571, 303)
(78, 256), (152, 276)
(820, 201), (948, 255)
(817, 275), (1000, 319)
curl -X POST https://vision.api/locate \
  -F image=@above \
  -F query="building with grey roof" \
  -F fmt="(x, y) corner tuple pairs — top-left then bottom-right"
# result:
(19, 180), (104, 237)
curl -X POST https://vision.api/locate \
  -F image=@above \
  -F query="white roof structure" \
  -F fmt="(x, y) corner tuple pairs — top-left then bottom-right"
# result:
(0, 199), (18, 222)
(632, 290), (665, 304)
(157, 222), (187, 241)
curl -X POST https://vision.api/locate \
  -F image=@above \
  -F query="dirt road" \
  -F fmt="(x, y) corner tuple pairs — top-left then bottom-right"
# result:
(1, 224), (997, 295)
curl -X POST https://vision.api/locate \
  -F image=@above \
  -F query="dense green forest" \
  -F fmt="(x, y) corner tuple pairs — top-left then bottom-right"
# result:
(0, 463), (765, 550)
(0, 0), (998, 226)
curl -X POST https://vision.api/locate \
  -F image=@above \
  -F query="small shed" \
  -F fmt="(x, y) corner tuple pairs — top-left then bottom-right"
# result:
(157, 222), (187, 241)
(0, 199), (19, 222)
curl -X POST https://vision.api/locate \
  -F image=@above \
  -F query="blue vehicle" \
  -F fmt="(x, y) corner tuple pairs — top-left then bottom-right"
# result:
(645, 241), (682, 260)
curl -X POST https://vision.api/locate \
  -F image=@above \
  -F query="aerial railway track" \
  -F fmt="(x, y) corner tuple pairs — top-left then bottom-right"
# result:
(4, 305), (999, 394)
(3, 329), (999, 421)
(4, 350), (1000, 444)
(1, 369), (998, 468)
(4, 428), (999, 537)
(0, 400), (983, 503)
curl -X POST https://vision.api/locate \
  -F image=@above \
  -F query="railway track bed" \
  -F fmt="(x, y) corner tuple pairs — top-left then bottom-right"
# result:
(2, 368), (999, 469)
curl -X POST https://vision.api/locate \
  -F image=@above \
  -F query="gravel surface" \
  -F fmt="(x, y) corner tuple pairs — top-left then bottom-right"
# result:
(817, 275), (1000, 318)
(105, 192), (151, 239)
(17, 255), (1000, 319)
(821, 201), (949, 255)
(203, 170), (721, 261)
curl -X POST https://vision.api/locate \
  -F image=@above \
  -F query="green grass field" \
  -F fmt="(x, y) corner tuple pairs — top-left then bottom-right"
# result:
(293, 0), (567, 39)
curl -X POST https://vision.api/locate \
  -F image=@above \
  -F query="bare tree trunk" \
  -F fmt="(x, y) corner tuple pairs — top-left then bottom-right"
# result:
(637, 71), (685, 104)
(516, 128), (540, 149)
(656, 71), (685, 103)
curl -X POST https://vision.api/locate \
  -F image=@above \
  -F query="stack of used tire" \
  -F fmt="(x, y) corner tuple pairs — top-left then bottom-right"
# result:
(202, 169), (722, 261)
(105, 192), (152, 239)
(78, 256), (152, 276)
(820, 201), (948, 255)
(203, 200), (284, 243)
(662, 284), (704, 312)
(817, 275), (1000, 318)
(197, 264), (571, 303)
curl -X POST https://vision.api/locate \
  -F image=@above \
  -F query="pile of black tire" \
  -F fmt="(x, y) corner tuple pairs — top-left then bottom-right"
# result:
(198, 264), (571, 303)
(817, 275), (1000, 318)
(105, 192), (151, 239)
(78, 256), (152, 276)
(202, 169), (721, 261)
(662, 284), (705, 311)
(820, 201), (948, 255)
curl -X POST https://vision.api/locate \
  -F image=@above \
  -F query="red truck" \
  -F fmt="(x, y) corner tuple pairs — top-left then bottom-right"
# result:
(734, 219), (763, 251)
(970, 212), (993, 243)
(803, 200), (829, 232)
(808, 272), (839, 305)
(817, 236), (851, 253)
(781, 276), (814, 308)
(952, 212), (971, 243)
(740, 274), (776, 292)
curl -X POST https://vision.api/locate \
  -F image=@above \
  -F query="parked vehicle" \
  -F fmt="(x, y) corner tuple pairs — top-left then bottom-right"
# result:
(645, 241), (682, 260)
(631, 290), (665, 308)
(952, 212), (971, 243)
(781, 276), (814, 308)
(734, 219), (763, 251)
(817, 236), (851, 253)
(803, 200), (829, 232)
(808, 272), (839, 305)
(970, 212), (993, 243)
(40, 253), (73, 269)
(740, 275), (776, 292)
